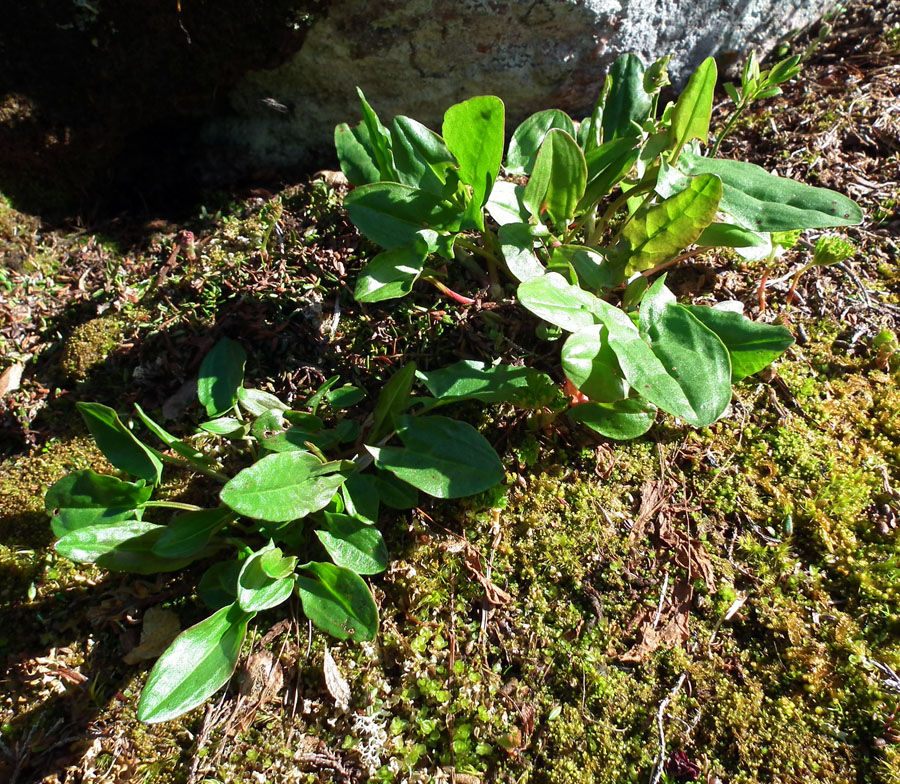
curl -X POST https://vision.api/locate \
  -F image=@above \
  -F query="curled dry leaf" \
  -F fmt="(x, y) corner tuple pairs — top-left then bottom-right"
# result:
(123, 606), (181, 665)
(323, 646), (351, 708)
(238, 650), (284, 702)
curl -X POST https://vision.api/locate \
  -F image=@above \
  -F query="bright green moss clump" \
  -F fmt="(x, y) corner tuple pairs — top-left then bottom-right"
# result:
(59, 315), (128, 381)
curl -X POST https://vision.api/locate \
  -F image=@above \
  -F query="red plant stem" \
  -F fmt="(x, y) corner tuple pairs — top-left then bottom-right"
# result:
(424, 277), (476, 305)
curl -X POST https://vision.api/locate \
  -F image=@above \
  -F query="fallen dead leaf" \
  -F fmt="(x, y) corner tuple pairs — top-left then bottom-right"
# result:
(0, 362), (24, 397)
(122, 605), (181, 664)
(619, 577), (693, 663)
(323, 646), (351, 708)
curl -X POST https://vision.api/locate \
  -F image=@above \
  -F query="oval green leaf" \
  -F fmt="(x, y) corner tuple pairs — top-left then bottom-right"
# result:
(367, 415), (503, 499)
(505, 109), (576, 175)
(523, 129), (587, 229)
(371, 362), (417, 442)
(517, 272), (600, 333)
(669, 57), (717, 158)
(152, 507), (234, 559)
(138, 602), (253, 724)
(345, 183), (461, 250)
(295, 561), (378, 641)
(56, 520), (207, 574)
(602, 54), (651, 143)
(498, 222), (546, 283)
(561, 326), (629, 403)
(678, 150), (863, 231)
(317, 513), (388, 575)
(45, 469), (152, 537)
(442, 95), (505, 230)
(220, 451), (348, 523)
(417, 360), (553, 405)
(590, 292), (732, 427)
(197, 337), (246, 418)
(77, 402), (163, 485)
(619, 173), (722, 274)
(568, 398), (656, 440)
(237, 542), (296, 612)
(390, 115), (457, 195)
(682, 305), (794, 380)
(335, 121), (381, 186)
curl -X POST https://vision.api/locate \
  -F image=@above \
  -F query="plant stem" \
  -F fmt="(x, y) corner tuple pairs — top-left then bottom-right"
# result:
(422, 276), (477, 305)
(639, 247), (708, 277)
(141, 500), (206, 512)
(158, 452), (229, 483)
(710, 103), (747, 157)
(589, 181), (653, 246)
(455, 237), (501, 267)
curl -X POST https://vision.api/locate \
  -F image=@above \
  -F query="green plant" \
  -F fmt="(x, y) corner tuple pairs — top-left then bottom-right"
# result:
(336, 53), (861, 439)
(787, 234), (857, 303)
(45, 339), (557, 723)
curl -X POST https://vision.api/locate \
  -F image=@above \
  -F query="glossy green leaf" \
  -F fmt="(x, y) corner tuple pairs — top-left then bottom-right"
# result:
(237, 542), (296, 612)
(371, 362), (417, 442)
(505, 109), (576, 175)
(602, 54), (651, 143)
(577, 138), (640, 212)
(260, 546), (298, 579)
(561, 326), (629, 403)
(568, 399), (656, 440)
(198, 560), (242, 611)
(325, 385), (365, 409)
(138, 602), (253, 723)
(371, 471), (419, 510)
(486, 181), (529, 227)
(356, 87), (396, 181)
(304, 376), (339, 415)
(442, 96), (505, 230)
(153, 507), (234, 559)
(669, 57), (717, 158)
(197, 338), (246, 418)
(345, 183), (461, 250)
(523, 129), (587, 229)
(295, 562), (378, 641)
(678, 150), (863, 231)
(551, 245), (620, 292)
(334, 122), (381, 186)
(45, 469), (152, 537)
(56, 520), (207, 574)
(355, 244), (428, 302)
(198, 417), (248, 438)
(237, 387), (288, 417)
(368, 415), (503, 499)
(335, 419), (361, 444)
(417, 360), (551, 404)
(622, 274), (649, 311)
(134, 403), (215, 470)
(683, 305), (794, 380)
(498, 223), (545, 283)
(252, 409), (335, 453)
(517, 272), (600, 333)
(77, 402), (163, 484)
(220, 451), (348, 523)
(317, 513), (388, 575)
(696, 222), (769, 248)
(341, 472), (380, 524)
(390, 115), (456, 195)
(589, 286), (732, 427)
(618, 173), (721, 274)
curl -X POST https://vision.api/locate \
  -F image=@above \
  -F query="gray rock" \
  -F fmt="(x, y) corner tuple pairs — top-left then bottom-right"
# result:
(206, 0), (832, 172)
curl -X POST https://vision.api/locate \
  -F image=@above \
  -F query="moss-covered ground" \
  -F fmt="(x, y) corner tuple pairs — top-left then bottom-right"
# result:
(2, 1), (900, 782)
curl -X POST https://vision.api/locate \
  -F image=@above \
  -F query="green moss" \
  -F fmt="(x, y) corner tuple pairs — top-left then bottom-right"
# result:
(59, 315), (128, 381)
